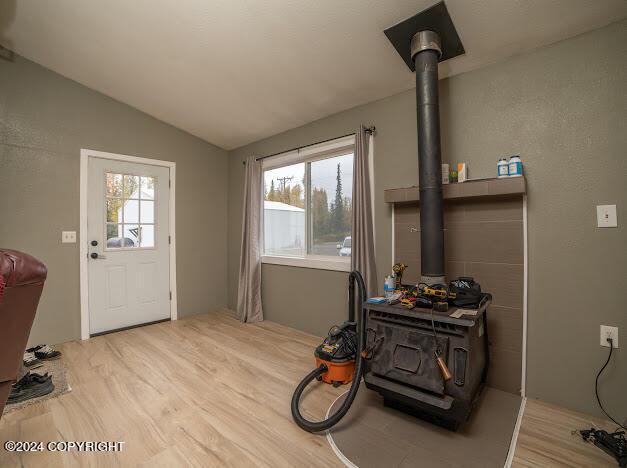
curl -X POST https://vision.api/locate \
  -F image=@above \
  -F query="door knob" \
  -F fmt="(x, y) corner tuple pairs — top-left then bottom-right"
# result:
(90, 252), (98, 259)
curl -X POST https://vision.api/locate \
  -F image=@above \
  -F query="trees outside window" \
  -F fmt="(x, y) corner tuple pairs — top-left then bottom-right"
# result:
(263, 151), (353, 258)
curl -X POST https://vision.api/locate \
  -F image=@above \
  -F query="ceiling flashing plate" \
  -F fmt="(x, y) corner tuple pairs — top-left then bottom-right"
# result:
(384, 2), (465, 71)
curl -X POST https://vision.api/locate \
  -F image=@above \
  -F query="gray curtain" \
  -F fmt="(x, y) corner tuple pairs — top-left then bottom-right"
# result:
(237, 155), (264, 323)
(351, 125), (378, 297)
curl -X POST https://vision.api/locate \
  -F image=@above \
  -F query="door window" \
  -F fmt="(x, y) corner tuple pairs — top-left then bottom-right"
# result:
(105, 172), (156, 249)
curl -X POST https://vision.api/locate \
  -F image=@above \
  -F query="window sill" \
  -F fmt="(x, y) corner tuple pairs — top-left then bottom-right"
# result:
(261, 255), (351, 272)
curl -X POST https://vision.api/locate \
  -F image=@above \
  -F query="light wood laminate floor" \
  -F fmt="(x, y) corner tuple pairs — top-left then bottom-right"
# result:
(0, 311), (618, 467)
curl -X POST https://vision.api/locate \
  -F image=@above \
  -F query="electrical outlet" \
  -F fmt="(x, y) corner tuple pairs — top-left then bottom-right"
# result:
(596, 205), (617, 228)
(61, 231), (76, 243)
(600, 325), (619, 348)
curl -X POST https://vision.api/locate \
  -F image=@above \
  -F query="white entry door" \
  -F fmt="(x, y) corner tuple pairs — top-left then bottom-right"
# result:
(87, 157), (171, 335)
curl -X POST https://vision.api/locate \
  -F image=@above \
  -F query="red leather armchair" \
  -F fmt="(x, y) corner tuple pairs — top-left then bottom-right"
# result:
(0, 249), (47, 419)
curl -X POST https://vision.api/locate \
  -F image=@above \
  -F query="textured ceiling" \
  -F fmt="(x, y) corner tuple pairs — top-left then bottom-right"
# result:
(1, 1), (626, 149)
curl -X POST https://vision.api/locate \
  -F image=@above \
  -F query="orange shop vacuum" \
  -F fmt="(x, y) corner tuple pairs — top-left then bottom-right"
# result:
(313, 322), (356, 388)
(290, 271), (367, 432)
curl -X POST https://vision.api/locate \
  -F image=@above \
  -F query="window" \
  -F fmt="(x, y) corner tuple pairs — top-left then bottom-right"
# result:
(105, 172), (156, 249)
(310, 154), (353, 256)
(262, 136), (354, 271)
(263, 163), (305, 257)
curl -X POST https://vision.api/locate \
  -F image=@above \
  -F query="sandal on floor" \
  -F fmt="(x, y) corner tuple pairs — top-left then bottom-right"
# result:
(23, 351), (43, 369)
(27, 344), (62, 361)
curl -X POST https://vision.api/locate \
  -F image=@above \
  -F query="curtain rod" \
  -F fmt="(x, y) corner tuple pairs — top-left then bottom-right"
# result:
(243, 126), (375, 165)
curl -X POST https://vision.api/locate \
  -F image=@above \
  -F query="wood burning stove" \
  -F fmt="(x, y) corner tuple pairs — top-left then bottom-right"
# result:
(366, 3), (489, 430)
(364, 300), (490, 430)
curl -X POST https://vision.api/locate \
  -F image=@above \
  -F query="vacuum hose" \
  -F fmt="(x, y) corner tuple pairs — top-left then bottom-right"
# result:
(290, 270), (367, 433)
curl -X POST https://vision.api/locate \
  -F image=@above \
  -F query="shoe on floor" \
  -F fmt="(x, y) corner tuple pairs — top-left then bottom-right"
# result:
(23, 351), (43, 369)
(7, 372), (54, 405)
(27, 344), (62, 361)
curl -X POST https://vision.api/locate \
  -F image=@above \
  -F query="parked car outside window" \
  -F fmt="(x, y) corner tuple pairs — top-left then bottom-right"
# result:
(337, 236), (351, 257)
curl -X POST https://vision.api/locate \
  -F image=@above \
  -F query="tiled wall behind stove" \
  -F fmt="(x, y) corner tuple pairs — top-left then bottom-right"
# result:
(394, 197), (524, 395)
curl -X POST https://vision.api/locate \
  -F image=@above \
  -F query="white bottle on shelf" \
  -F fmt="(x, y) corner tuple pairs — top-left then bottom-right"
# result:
(497, 158), (509, 178)
(508, 155), (523, 177)
(442, 163), (449, 184)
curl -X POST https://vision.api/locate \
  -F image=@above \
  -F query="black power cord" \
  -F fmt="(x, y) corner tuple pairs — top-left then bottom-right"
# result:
(576, 338), (627, 467)
(580, 427), (626, 467)
(596, 338), (626, 431)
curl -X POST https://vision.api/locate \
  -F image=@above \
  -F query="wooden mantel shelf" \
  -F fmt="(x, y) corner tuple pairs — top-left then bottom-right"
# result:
(384, 176), (526, 204)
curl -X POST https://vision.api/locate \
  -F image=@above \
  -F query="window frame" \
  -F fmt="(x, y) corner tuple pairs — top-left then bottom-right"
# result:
(103, 171), (158, 251)
(261, 135), (355, 272)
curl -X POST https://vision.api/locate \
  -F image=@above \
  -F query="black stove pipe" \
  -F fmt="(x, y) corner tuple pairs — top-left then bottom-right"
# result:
(412, 31), (445, 284)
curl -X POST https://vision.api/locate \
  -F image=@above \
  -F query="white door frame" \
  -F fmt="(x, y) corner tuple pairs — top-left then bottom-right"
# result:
(79, 149), (177, 340)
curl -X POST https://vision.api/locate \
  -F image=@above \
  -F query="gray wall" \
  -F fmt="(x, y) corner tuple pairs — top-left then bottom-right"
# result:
(0, 55), (229, 346)
(228, 21), (627, 418)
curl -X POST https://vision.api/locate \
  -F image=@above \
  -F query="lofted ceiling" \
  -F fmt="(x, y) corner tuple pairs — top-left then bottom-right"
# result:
(1, 1), (626, 150)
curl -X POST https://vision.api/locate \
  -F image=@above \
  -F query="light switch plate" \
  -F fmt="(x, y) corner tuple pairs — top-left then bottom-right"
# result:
(600, 325), (619, 348)
(596, 205), (617, 228)
(62, 231), (77, 243)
